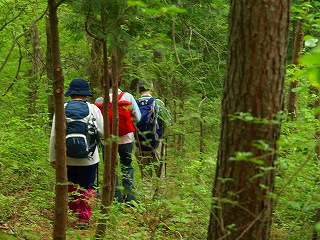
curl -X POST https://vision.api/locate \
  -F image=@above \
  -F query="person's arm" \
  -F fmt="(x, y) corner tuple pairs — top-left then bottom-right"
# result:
(125, 92), (141, 122)
(156, 99), (172, 126)
(49, 115), (57, 168)
(91, 104), (104, 139)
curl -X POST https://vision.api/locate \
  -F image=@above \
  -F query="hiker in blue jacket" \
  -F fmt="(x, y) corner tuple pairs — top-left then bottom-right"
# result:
(135, 80), (171, 180)
(49, 78), (104, 227)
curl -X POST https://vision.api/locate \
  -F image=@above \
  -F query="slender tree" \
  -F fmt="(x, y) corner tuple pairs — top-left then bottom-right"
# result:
(27, 20), (44, 114)
(287, 0), (309, 121)
(311, 86), (320, 240)
(46, 15), (54, 120)
(208, 1), (291, 239)
(48, 0), (67, 239)
(287, 18), (304, 121)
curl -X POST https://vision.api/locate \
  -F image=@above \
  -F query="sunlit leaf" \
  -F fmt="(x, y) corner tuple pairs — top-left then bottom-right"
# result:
(305, 38), (318, 48)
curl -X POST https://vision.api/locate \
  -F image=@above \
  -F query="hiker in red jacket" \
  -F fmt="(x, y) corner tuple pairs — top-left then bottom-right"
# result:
(95, 72), (141, 204)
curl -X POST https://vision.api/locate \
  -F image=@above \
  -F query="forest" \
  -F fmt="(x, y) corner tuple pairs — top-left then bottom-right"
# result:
(0, 0), (320, 239)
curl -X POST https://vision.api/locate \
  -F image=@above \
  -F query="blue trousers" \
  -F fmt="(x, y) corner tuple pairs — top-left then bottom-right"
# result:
(115, 142), (135, 202)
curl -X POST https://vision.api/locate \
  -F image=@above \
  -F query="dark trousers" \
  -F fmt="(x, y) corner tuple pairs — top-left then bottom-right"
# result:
(67, 163), (98, 189)
(115, 142), (135, 202)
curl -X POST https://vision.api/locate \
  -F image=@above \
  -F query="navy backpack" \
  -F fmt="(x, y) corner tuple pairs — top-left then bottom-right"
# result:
(136, 97), (163, 151)
(65, 101), (99, 158)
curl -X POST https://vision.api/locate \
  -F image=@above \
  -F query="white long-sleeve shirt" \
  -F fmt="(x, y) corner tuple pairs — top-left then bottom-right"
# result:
(49, 102), (104, 166)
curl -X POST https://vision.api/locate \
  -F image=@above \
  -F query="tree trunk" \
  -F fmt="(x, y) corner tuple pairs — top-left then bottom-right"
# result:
(95, 40), (110, 239)
(287, 17), (305, 121)
(24, 1), (43, 115)
(29, 22), (44, 114)
(48, 0), (68, 239)
(200, 95), (206, 156)
(46, 16), (54, 120)
(87, 38), (103, 98)
(110, 49), (119, 202)
(208, 1), (290, 239)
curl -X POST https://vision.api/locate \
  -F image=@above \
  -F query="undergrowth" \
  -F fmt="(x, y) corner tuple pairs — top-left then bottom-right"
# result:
(0, 105), (319, 239)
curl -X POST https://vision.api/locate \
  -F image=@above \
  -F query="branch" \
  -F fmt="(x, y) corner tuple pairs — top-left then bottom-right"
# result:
(0, 40), (16, 74)
(29, 6), (49, 29)
(0, 6), (48, 74)
(190, 27), (221, 62)
(171, 17), (207, 95)
(0, 4), (27, 31)
(2, 41), (22, 97)
(84, 7), (105, 41)
(54, 0), (66, 9)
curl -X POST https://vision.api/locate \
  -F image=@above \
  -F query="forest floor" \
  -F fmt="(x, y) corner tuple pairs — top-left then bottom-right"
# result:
(0, 138), (318, 239)
(0, 153), (212, 240)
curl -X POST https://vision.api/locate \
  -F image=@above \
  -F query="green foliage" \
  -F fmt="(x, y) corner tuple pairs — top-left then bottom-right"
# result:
(0, 0), (320, 239)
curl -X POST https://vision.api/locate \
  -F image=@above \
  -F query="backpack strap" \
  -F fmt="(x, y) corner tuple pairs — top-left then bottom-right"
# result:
(137, 97), (154, 106)
(109, 92), (125, 103)
(65, 101), (91, 123)
(86, 102), (97, 124)
(118, 92), (125, 100)
(147, 97), (155, 105)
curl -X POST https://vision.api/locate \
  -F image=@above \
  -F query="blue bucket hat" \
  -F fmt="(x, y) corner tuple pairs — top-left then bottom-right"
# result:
(65, 78), (93, 97)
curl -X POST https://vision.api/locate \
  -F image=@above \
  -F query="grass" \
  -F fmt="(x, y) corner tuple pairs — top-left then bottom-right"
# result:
(0, 111), (319, 239)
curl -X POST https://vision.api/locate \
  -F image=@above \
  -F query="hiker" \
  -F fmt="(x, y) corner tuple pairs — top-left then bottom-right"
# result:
(49, 78), (104, 227)
(135, 80), (171, 180)
(95, 72), (141, 204)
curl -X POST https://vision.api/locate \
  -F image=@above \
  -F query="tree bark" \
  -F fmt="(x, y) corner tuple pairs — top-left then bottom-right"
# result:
(24, 1), (43, 115)
(110, 49), (119, 202)
(48, 0), (68, 239)
(87, 38), (103, 98)
(29, 21), (44, 114)
(287, 17), (305, 121)
(46, 16), (54, 120)
(208, 1), (290, 239)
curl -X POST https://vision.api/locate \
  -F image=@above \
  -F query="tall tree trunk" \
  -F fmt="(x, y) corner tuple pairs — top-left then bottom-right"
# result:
(95, 38), (111, 239)
(24, 1), (43, 115)
(29, 22), (44, 114)
(208, 1), (290, 239)
(110, 49), (119, 203)
(87, 38), (103, 98)
(287, 16), (305, 121)
(200, 95), (206, 156)
(178, 100), (184, 152)
(46, 16), (54, 120)
(48, 0), (68, 239)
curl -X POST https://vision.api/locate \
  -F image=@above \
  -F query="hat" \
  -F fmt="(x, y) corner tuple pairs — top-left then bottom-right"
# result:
(65, 78), (94, 97)
(137, 80), (154, 92)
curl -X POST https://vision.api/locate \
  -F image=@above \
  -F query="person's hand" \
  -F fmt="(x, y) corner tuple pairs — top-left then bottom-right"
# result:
(50, 162), (56, 169)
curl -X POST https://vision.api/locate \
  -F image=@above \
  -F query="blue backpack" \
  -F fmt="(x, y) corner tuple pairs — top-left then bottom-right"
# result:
(136, 97), (163, 151)
(65, 101), (99, 158)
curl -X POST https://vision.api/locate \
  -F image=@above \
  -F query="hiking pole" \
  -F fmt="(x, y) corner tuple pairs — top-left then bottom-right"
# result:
(96, 162), (100, 196)
(134, 130), (143, 155)
(160, 136), (167, 178)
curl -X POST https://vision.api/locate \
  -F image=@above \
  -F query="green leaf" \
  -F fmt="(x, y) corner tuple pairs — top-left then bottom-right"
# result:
(127, 1), (148, 8)
(286, 201), (301, 210)
(291, 87), (302, 93)
(218, 177), (234, 183)
(314, 222), (320, 231)
(305, 38), (318, 48)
